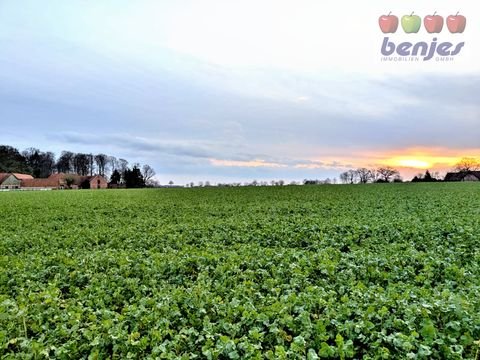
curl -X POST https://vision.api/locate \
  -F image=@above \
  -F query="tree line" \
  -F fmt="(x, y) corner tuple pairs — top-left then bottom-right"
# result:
(339, 158), (480, 184)
(339, 166), (402, 184)
(0, 145), (156, 188)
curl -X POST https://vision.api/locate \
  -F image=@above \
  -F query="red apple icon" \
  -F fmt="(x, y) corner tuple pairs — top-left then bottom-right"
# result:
(379, 12), (399, 33)
(424, 12), (444, 33)
(447, 12), (467, 33)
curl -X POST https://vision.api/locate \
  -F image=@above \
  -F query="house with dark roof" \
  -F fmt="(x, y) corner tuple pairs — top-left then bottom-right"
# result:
(0, 173), (34, 189)
(444, 171), (480, 182)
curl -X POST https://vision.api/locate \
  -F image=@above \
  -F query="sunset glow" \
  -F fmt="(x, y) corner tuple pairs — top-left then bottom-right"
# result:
(394, 159), (432, 169)
(373, 147), (480, 173)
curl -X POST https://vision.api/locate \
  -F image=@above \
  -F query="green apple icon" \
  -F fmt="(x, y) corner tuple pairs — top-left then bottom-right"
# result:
(402, 12), (422, 33)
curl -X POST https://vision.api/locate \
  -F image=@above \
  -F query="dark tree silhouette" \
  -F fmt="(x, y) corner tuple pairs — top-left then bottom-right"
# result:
(376, 167), (399, 183)
(95, 154), (108, 177)
(0, 145), (29, 173)
(110, 169), (121, 185)
(124, 165), (145, 188)
(455, 157), (480, 172)
(142, 164), (156, 185)
(57, 151), (74, 173)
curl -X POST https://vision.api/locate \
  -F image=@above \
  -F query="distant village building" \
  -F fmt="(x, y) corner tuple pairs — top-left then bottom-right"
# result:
(0, 173), (34, 189)
(21, 173), (108, 190)
(1, 173), (108, 190)
(444, 171), (480, 182)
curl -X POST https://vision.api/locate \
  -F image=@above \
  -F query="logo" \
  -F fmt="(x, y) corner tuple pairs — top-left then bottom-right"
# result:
(378, 11), (466, 62)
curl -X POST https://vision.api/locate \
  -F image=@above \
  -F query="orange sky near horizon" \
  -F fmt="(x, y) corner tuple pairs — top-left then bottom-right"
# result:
(342, 147), (480, 179)
(210, 147), (480, 180)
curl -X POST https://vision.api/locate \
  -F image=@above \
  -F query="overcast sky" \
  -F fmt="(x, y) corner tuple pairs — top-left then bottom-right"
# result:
(1, 0), (479, 184)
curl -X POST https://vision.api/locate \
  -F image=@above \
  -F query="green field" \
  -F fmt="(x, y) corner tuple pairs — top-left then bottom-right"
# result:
(1, 184), (479, 359)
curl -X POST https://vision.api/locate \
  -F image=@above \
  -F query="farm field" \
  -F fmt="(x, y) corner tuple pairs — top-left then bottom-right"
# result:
(0, 184), (479, 359)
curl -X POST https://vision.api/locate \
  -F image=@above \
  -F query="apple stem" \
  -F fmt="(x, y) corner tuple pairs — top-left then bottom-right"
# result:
(410, 11), (414, 16)
(388, 11), (392, 16)
(456, 11), (459, 16)
(433, 11), (437, 16)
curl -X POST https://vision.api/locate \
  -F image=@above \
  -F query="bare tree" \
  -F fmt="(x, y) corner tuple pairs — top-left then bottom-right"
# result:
(73, 153), (90, 176)
(340, 171), (349, 184)
(95, 154), (108, 177)
(117, 158), (129, 182)
(118, 159), (129, 173)
(109, 156), (118, 171)
(57, 151), (74, 173)
(142, 164), (156, 185)
(340, 170), (358, 184)
(356, 168), (373, 184)
(455, 157), (480, 172)
(89, 153), (95, 176)
(376, 166), (399, 182)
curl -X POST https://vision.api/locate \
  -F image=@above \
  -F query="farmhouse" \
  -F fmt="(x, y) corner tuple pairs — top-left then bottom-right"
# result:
(0, 173), (34, 189)
(444, 171), (480, 182)
(21, 173), (108, 190)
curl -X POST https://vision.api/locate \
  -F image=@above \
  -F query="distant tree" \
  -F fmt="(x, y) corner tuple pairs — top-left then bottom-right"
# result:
(411, 174), (422, 183)
(109, 156), (118, 171)
(340, 170), (357, 184)
(110, 169), (121, 185)
(376, 166), (399, 183)
(22, 148), (55, 178)
(169, 180), (174, 186)
(88, 154), (95, 176)
(147, 179), (160, 188)
(57, 151), (74, 173)
(118, 158), (129, 182)
(455, 157), (480, 172)
(73, 153), (90, 176)
(205, 181), (211, 187)
(423, 170), (434, 182)
(124, 165), (145, 188)
(356, 168), (373, 184)
(64, 176), (75, 189)
(412, 170), (439, 183)
(141, 164), (156, 185)
(0, 145), (29, 173)
(339, 172), (348, 184)
(43, 152), (56, 177)
(95, 154), (108, 176)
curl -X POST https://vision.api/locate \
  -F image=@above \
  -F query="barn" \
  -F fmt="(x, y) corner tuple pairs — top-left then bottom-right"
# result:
(0, 173), (34, 189)
(444, 171), (480, 182)
(20, 173), (109, 190)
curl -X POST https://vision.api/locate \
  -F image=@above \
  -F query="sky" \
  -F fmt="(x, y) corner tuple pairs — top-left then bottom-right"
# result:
(0, 0), (479, 184)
